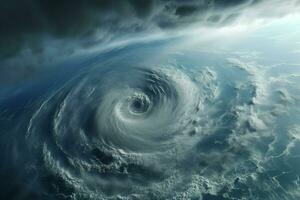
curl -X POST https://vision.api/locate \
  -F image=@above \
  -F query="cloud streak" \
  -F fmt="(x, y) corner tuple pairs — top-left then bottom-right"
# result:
(1, 0), (299, 85)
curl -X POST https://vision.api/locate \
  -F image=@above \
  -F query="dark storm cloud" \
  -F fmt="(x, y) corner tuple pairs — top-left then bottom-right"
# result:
(0, 0), (298, 85)
(0, 0), (263, 59)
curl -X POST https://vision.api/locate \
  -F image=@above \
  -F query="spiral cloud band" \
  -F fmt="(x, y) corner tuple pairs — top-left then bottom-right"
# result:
(0, 41), (290, 199)
(0, 0), (300, 199)
(25, 51), (216, 199)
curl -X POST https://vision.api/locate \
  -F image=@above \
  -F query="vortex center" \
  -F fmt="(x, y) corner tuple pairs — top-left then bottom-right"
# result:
(128, 94), (150, 114)
(132, 99), (143, 110)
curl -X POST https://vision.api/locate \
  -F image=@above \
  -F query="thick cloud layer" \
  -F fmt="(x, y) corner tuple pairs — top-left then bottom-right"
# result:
(0, 0), (265, 58)
(0, 0), (299, 85)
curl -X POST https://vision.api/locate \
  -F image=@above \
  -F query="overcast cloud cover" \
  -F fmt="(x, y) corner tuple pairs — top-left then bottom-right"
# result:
(1, 0), (300, 84)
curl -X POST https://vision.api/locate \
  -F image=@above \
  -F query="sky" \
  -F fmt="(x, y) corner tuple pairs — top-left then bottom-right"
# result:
(1, 0), (300, 85)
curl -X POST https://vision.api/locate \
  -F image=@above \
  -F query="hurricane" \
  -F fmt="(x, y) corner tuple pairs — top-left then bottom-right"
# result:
(0, 38), (299, 200)
(25, 46), (219, 199)
(1, 1), (300, 199)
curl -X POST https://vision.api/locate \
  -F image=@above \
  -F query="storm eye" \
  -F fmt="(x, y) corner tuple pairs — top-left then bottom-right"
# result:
(132, 99), (142, 110)
(129, 97), (150, 113)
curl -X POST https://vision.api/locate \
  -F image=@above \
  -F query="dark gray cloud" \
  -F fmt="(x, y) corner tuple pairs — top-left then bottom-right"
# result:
(0, 0), (298, 85)
(0, 0), (263, 59)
